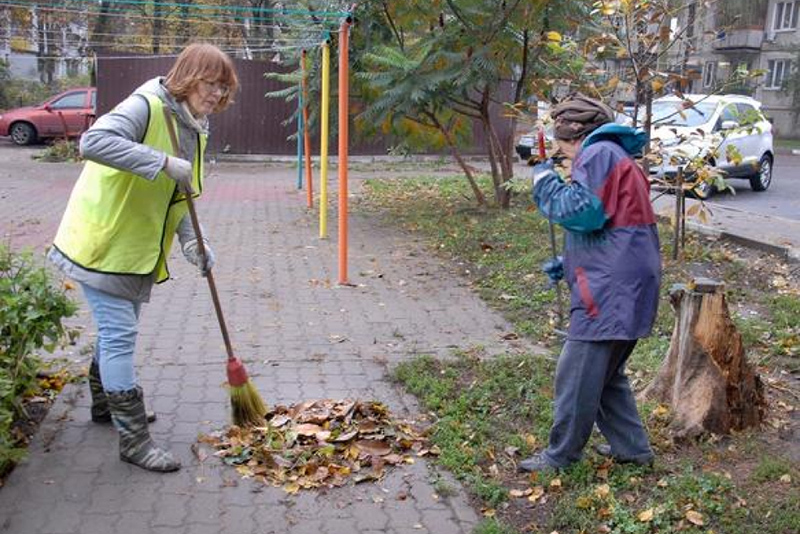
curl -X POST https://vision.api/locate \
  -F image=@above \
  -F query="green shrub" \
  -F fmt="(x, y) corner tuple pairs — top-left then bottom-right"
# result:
(0, 61), (91, 111)
(34, 139), (81, 163)
(0, 245), (76, 475)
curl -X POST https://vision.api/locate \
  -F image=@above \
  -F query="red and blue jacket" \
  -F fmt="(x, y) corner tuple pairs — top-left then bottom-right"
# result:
(534, 124), (661, 341)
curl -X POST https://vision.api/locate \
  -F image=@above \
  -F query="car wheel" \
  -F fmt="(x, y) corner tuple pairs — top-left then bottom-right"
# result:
(10, 122), (37, 146)
(749, 155), (772, 192)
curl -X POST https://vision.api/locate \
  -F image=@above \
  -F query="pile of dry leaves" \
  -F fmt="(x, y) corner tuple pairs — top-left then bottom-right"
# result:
(198, 399), (438, 493)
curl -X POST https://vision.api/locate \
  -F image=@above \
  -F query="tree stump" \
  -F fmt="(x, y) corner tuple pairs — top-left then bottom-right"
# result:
(642, 278), (766, 438)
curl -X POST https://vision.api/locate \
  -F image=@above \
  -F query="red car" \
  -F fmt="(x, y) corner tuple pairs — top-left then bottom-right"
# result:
(0, 87), (96, 146)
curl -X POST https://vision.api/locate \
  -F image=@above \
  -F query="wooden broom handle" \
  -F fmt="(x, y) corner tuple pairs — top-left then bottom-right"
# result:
(162, 106), (235, 362)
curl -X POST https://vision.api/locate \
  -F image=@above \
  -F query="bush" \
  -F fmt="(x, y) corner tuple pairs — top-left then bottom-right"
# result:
(34, 139), (81, 163)
(0, 246), (76, 475)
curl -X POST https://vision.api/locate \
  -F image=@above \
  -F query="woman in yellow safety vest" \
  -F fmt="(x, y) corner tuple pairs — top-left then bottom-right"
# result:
(49, 43), (239, 472)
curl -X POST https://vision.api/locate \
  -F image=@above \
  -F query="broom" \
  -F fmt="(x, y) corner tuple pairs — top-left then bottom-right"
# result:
(162, 107), (266, 427)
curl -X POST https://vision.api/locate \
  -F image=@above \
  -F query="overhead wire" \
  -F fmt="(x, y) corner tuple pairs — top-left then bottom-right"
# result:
(0, 1), (348, 26)
(55, 0), (351, 18)
(0, 1), (347, 57)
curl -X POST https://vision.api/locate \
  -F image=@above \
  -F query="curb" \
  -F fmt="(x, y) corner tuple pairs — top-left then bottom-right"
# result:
(684, 219), (799, 262)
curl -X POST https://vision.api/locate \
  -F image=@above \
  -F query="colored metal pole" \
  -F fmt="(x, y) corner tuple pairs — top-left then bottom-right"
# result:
(319, 41), (330, 239)
(302, 50), (314, 209)
(337, 18), (351, 285)
(296, 85), (303, 189)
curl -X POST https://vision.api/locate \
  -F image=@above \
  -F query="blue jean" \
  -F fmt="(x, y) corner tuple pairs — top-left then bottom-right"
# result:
(542, 339), (653, 467)
(81, 283), (141, 392)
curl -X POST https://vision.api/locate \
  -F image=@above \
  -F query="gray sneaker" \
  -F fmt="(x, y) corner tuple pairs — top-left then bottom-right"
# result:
(593, 443), (654, 467)
(107, 387), (180, 473)
(518, 454), (558, 473)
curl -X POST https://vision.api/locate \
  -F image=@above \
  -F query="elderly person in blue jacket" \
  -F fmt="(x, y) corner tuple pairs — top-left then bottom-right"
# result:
(519, 94), (662, 472)
(49, 43), (238, 472)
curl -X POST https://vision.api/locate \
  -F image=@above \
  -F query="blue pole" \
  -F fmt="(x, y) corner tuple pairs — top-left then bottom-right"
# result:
(296, 87), (304, 189)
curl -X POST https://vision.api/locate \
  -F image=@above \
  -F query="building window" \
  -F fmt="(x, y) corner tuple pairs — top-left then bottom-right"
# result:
(766, 59), (791, 89)
(703, 61), (716, 88)
(774, 1), (799, 31)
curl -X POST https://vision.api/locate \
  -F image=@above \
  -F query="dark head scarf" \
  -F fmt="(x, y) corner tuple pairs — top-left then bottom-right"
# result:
(552, 94), (615, 141)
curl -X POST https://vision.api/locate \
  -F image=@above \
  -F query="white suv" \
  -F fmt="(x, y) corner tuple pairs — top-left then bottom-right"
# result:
(648, 94), (774, 198)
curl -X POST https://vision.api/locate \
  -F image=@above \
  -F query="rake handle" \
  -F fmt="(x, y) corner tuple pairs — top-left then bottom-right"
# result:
(162, 106), (235, 362)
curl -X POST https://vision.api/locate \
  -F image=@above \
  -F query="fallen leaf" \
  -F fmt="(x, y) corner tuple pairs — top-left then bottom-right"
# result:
(685, 510), (704, 526)
(594, 483), (610, 498)
(638, 508), (654, 522)
(355, 439), (392, 456)
(780, 474), (792, 484)
(528, 486), (545, 502)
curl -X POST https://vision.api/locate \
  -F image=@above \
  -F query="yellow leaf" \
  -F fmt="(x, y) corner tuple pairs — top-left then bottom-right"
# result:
(546, 31), (562, 43)
(686, 510), (704, 525)
(653, 404), (670, 417)
(284, 482), (301, 494)
(509, 489), (526, 498)
(595, 483), (611, 498)
(780, 474), (792, 483)
(550, 478), (562, 490)
(482, 508), (496, 517)
(638, 508), (654, 522)
(652, 78), (665, 92)
(528, 486), (546, 502)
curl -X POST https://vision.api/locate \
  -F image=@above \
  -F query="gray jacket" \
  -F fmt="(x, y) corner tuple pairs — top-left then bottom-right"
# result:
(49, 77), (208, 302)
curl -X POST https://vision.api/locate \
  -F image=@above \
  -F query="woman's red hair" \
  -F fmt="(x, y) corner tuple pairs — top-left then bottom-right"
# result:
(164, 43), (239, 112)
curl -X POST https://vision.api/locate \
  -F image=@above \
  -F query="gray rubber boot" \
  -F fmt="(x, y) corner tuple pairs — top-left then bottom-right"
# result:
(107, 387), (181, 472)
(89, 360), (112, 423)
(89, 360), (155, 424)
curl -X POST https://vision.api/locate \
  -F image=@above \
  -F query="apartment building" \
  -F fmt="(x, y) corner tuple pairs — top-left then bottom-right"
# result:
(0, 5), (89, 82)
(678, 0), (800, 137)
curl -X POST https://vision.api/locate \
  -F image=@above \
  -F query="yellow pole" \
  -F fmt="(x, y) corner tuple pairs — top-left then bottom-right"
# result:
(319, 41), (330, 239)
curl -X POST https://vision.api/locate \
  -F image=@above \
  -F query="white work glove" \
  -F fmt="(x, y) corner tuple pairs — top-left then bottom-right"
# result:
(177, 215), (214, 276)
(163, 155), (195, 194)
(182, 238), (215, 276)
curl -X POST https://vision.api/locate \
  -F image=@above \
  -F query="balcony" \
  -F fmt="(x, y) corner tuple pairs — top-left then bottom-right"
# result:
(712, 28), (764, 51)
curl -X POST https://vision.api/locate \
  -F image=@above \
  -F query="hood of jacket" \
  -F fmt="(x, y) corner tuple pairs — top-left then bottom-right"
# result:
(582, 123), (648, 157)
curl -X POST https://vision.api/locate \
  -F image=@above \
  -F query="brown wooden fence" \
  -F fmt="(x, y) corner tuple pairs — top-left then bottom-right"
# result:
(96, 55), (511, 156)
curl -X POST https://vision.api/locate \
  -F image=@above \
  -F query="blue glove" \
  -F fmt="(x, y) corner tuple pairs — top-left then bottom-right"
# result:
(542, 256), (564, 286)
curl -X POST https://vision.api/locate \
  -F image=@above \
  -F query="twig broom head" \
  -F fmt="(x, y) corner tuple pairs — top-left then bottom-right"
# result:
(227, 358), (267, 427)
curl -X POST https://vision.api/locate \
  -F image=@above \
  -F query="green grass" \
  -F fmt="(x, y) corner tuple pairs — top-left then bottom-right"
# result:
(362, 172), (800, 533)
(774, 137), (800, 150)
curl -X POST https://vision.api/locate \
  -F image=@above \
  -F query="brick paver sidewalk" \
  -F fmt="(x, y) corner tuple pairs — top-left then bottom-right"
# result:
(0, 156), (541, 534)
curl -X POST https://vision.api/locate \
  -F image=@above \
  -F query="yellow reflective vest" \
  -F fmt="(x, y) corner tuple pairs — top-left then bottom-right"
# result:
(53, 93), (206, 283)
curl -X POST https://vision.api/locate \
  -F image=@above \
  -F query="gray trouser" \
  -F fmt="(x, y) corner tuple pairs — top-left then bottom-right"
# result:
(542, 339), (653, 467)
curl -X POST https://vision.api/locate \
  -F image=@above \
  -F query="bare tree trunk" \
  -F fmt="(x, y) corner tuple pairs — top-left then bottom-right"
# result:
(642, 279), (766, 439)
(91, 1), (114, 54)
(426, 113), (485, 206)
(152, 1), (164, 54)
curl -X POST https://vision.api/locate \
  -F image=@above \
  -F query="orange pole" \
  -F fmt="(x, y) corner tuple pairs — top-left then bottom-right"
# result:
(337, 17), (351, 285)
(302, 50), (314, 209)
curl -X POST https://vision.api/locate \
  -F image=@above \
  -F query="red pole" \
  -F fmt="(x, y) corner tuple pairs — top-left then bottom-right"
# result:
(537, 128), (546, 160)
(337, 17), (351, 285)
(302, 50), (314, 208)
